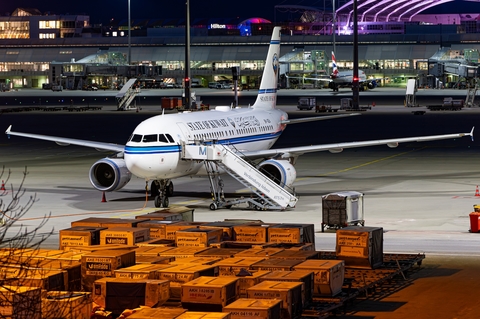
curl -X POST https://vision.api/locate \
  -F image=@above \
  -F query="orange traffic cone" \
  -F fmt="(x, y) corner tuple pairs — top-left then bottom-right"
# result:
(475, 186), (480, 197)
(0, 180), (5, 191)
(101, 191), (107, 202)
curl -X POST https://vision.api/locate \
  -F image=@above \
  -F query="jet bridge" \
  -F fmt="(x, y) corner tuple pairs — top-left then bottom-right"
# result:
(182, 142), (298, 210)
(116, 78), (139, 110)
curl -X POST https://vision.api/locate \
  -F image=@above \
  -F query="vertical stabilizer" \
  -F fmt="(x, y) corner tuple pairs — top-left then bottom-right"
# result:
(252, 26), (281, 109)
(331, 51), (339, 78)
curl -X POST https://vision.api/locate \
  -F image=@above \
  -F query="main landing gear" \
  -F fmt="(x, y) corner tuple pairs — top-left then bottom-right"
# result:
(151, 179), (174, 208)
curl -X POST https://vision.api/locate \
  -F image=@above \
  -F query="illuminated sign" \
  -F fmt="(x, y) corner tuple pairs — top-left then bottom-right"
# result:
(210, 23), (226, 29)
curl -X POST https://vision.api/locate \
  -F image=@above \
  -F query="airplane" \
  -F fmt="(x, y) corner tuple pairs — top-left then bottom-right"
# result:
(286, 52), (379, 92)
(5, 26), (474, 209)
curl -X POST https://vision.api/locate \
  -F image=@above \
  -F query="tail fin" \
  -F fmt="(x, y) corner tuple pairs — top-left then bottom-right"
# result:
(252, 26), (281, 109)
(331, 51), (339, 78)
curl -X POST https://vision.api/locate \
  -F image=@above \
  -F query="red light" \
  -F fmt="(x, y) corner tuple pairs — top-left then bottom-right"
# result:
(185, 78), (190, 82)
(353, 77), (359, 82)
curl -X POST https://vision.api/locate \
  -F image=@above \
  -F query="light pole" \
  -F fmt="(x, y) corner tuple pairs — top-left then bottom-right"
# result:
(128, 0), (131, 65)
(184, 0), (191, 109)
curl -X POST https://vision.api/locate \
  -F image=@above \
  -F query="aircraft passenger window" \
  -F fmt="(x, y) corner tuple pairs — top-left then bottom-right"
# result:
(143, 134), (158, 143)
(130, 134), (142, 142)
(159, 134), (169, 143)
(165, 134), (174, 143)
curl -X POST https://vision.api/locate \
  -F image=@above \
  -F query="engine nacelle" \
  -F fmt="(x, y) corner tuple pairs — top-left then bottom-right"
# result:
(257, 159), (297, 189)
(89, 158), (132, 192)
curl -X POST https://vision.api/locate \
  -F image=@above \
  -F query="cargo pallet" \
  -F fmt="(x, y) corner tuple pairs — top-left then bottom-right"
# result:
(300, 252), (425, 318)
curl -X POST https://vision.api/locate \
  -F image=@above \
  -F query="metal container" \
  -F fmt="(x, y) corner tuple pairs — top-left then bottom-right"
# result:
(321, 191), (365, 232)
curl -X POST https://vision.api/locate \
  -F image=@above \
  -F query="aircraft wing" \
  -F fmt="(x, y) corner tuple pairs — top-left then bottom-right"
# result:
(5, 125), (125, 153)
(242, 127), (474, 159)
(280, 113), (360, 124)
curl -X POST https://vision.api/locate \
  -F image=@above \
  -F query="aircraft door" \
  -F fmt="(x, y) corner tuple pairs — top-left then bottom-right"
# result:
(176, 122), (193, 142)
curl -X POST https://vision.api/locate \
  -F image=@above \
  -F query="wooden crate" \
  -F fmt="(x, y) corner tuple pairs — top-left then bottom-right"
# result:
(234, 248), (284, 259)
(223, 298), (282, 319)
(177, 312), (231, 319)
(250, 258), (303, 272)
(114, 264), (174, 279)
(41, 291), (91, 319)
(71, 217), (146, 228)
(93, 278), (170, 314)
(164, 222), (209, 240)
(214, 257), (265, 276)
(269, 249), (319, 261)
(135, 206), (194, 222)
(293, 260), (344, 297)
(0, 286), (42, 319)
(181, 276), (239, 312)
(194, 248), (246, 260)
(100, 227), (150, 246)
(232, 224), (274, 243)
(336, 226), (383, 269)
(247, 281), (304, 319)
(176, 228), (223, 247)
(136, 220), (180, 239)
(157, 264), (219, 300)
(127, 307), (187, 318)
(267, 224), (315, 245)
(59, 227), (105, 249)
(247, 281), (305, 319)
(81, 249), (136, 292)
(259, 270), (315, 304)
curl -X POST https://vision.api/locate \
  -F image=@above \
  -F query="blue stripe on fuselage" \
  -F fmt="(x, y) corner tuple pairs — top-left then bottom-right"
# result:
(258, 88), (277, 94)
(124, 131), (281, 155)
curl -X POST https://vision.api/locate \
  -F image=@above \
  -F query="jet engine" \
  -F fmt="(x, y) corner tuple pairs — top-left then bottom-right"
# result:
(89, 158), (132, 192)
(257, 159), (297, 189)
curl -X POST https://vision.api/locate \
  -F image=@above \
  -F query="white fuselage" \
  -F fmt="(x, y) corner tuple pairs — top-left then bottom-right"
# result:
(332, 70), (367, 84)
(124, 106), (288, 180)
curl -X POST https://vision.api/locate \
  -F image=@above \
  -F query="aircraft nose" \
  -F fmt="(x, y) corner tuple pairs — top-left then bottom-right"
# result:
(125, 155), (152, 179)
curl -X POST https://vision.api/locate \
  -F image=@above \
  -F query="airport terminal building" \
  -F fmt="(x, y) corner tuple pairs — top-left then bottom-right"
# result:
(1, 3), (480, 90)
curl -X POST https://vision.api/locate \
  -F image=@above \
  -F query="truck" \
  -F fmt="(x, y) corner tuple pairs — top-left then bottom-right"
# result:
(321, 191), (365, 232)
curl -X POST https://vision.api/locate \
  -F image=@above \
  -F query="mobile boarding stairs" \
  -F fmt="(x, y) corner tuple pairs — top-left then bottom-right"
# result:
(181, 142), (298, 211)
(116, 78), (140, 111)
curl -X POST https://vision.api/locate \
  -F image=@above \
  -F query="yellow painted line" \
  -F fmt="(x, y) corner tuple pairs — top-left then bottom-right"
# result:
(320, 147), (423, 177)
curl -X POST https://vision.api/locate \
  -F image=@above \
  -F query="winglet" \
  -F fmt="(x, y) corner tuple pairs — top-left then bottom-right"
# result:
(471, 126), (475, 141)
(5, 125), (11, 134)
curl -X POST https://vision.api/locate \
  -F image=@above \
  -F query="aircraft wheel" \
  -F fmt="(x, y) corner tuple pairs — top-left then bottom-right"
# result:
(154, 196), (161, 208)
(161, 197), (169, 208)
(151, 181), (158, 198)
(166, 182), (174, 197)
(210, 203), (217, 211)
(225, 205), (232, 209)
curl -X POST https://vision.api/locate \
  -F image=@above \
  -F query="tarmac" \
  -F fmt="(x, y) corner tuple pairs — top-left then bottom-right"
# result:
(1, 87), (480, 318)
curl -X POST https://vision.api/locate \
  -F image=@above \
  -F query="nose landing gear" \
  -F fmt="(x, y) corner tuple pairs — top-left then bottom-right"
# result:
(151, 179), (173, 208)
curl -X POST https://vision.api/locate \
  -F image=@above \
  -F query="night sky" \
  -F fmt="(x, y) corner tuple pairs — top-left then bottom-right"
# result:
(1, 0), (480, 25)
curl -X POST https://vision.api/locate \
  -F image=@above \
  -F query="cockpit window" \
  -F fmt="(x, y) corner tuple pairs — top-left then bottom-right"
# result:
(130, 134), (142, 142)
(159, 134), (169, 143)
(143, 134), (158, 143)
(165, 134), (174, 143)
